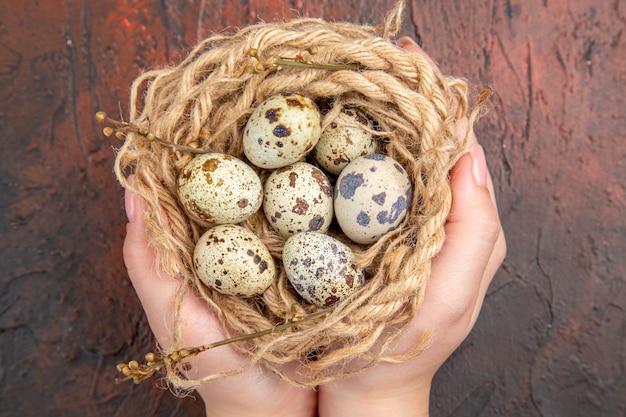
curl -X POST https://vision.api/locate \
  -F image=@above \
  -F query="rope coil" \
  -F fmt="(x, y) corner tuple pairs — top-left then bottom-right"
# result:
(114, 1), (483, 389)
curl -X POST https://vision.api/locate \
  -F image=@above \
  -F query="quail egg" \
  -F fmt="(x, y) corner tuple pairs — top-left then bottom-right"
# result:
(243, 93), (321, 169)
(334, 154), (412, 244)
(283, 232), (365, 307)
(177, 153), (263, 226)
(263, 162), (333, 238)
(313, 108), (377, 175)
(193, 224), (276, 297)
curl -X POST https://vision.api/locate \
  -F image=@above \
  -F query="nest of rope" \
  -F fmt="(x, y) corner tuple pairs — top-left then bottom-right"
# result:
(113, 1), (484, 389)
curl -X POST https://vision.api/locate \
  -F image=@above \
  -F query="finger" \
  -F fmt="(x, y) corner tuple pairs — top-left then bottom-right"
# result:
(455, 118), (503, 220)
(124, 186), (220, 349)
(470, 226), (506, 325)
(123, 188), (182, 341)
(455, 116), (477, 146)
(420, 145), (502, 327)
(397, 36), (439, 70)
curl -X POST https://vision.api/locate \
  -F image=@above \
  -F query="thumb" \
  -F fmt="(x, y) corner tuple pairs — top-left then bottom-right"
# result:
(421, 144), (502, 324)
(123, 187), (181, 343)
(444, 144), (501, 265)
(123, 186), (152, 281)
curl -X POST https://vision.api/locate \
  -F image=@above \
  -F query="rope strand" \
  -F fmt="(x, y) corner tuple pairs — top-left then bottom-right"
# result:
(114, 1), (487, 389)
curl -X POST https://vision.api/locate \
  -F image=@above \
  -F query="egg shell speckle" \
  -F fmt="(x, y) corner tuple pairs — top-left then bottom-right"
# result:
(178, 153), (263, 226)
(193, 224), (276, 297)
(312, 108), (377, 175)
(263, 162), (334, 238)
(334, 154), (412, 244)
(243, 93), (321, 169)
(283, 232), (365, 307)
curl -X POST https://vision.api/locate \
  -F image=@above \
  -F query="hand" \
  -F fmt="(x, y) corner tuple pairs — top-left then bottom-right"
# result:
(122, 36), (505, 417)
(316, 37), (507, 417)
(123, 186), (317, 417)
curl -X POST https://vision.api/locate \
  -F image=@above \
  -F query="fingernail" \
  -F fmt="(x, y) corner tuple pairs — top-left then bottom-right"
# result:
(470, 144), (488, 187)
(125, 188), (136, 223)
(397, 36), (418, 48)
(124, 175), (138, 223)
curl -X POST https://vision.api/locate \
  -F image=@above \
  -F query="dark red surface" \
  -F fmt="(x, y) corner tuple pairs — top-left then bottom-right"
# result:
(1, 1), (624, 416)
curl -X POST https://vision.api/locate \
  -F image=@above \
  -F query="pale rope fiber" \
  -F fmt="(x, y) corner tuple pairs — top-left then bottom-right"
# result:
(114, 1), (487, 390)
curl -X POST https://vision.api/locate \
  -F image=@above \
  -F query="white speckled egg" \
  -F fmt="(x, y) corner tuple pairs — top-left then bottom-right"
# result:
(193, 224), (276, 297)
(178, 153), (263, 226)
(283, 232), (365, 307)
(263, 162), (333, 238)
(313, 108), (377, 175)
(243, 93), (321, 169)
(334, 154), (412, 244)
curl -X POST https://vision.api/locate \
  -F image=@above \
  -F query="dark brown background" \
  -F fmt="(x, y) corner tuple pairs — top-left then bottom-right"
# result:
(1, 0), (624, 416)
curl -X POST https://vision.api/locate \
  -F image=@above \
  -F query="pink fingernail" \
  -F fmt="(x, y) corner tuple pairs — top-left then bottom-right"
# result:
(125, 188), (136, 223)
(470, 144), (488, 187)
(397, 36), (417, 48)
(124, 175), (138, 223)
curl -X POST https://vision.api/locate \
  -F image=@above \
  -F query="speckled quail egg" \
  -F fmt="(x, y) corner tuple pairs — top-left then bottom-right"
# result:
(193, 224), (276, 297)
(177, 153), (263, 226)
(263, 162), (333, 238)
(283, 232), (365, 307)
(334, 154), (412, 244)
(313, 108), (377, 175)
(243, 93), (322, 169)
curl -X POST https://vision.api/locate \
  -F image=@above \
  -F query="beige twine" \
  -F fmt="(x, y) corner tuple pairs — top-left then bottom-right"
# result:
(114, 1), (487, 389)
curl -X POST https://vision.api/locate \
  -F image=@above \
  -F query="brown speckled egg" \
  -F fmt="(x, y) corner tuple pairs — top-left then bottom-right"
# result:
(313, 108), (377, 175)
(334, 154), (412, 244)
(177, 153), (263, 226)
(243, 93), (321, 169)
(263, 162), (333, 238)
(283, 232), (365, 307)
(193, 224), (276, 297)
